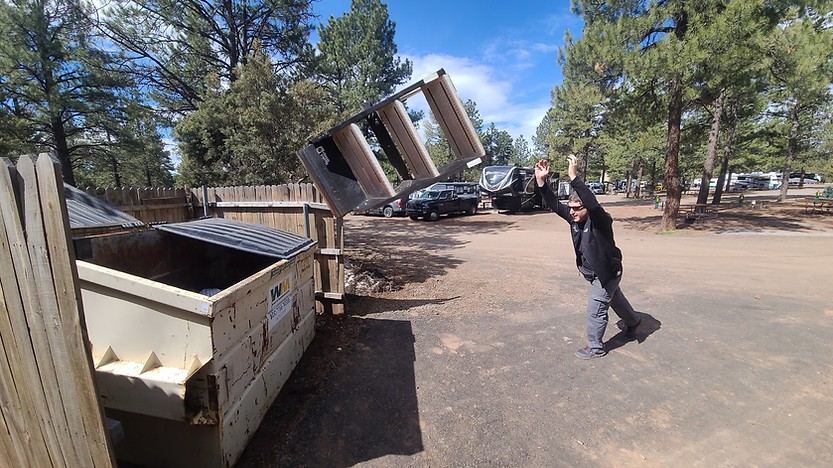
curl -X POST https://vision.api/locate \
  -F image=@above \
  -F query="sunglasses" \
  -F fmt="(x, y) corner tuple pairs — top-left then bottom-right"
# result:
(569, 205), (585, 211)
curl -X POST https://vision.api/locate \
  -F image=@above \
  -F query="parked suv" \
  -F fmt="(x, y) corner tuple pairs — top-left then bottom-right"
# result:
(587, 182), (605, 195)
(406, 189), (479, 221)
(429, 181), (481, 198)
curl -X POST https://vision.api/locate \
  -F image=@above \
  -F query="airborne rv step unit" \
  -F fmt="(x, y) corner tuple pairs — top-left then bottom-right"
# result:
(479, 166), (567, 213)
(297, 69), (486, 218)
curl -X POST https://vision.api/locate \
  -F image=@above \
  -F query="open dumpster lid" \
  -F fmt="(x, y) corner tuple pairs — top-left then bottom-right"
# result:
(154, 217), (314, 259)
(64, 184), (144, 229)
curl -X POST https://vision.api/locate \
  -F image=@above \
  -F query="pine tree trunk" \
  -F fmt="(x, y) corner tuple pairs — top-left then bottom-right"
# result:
(661, 79), (683, 231)
(582, 146), (590, 180)
(51, 115), (75, 187)
(223, 0), (240, 80)
(635, 163), (644, 199)
(111, 156), (122, 188)
(712, 98), (738, 205)
(625, 169), (633, 198)
(696, 89), (725, 205)
(778, 110), (799, 202)
(106, 132), (121, 188)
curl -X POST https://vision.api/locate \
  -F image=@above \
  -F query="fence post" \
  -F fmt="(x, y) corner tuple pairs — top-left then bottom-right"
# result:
(202, 185), (209, 218)
(303, 203), (310, 238)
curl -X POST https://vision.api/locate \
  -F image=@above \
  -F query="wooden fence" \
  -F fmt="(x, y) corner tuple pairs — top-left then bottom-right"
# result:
(0, 155), (114, 467)
(80, 186), (194, 224)
(85, 183), (345, 314)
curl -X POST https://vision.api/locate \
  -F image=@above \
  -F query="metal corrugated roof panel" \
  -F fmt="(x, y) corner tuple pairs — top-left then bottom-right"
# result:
(153, 218), (314, 259)
(64, 184), (144, 229)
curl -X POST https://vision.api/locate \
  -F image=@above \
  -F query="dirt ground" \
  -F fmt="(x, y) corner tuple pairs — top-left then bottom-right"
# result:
(237, 186), (833, 467)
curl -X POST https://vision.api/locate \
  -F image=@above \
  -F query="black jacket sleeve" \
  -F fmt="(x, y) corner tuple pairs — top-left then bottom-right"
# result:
(536, 180), (570, 222)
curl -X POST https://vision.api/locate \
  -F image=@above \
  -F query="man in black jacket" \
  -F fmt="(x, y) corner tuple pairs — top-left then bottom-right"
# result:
(534, 155), (641, 359)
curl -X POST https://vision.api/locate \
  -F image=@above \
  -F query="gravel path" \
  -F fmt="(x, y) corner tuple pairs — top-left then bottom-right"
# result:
(238, 187), (833, 467)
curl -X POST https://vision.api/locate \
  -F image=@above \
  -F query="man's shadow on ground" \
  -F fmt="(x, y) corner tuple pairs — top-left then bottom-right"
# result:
(608, 311), (661, 352)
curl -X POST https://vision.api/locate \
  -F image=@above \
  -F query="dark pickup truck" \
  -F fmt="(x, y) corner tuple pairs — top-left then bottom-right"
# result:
(406, 189), (479, 221)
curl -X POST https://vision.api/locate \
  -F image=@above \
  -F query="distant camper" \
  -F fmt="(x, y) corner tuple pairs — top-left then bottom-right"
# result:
(480, 165), (569, 213)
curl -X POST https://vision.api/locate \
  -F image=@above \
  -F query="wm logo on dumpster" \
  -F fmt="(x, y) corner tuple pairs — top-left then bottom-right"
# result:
(270, 278), (291, 302)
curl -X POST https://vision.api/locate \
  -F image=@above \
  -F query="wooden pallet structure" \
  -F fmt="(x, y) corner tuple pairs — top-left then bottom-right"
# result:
(298, 69), (485, 218)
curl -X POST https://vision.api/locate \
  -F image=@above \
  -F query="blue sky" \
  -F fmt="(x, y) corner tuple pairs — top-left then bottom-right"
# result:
(312, 0), (584, 145)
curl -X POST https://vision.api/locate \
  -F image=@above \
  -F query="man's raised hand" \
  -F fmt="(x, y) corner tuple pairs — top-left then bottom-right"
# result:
(534, 159), (549, 186)
(566, 154), (578, 180)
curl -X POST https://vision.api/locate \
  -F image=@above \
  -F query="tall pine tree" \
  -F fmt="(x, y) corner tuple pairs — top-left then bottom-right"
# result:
(101, 0), (316, 115)
(0, 0), (136, 186)
(315, 0), (412, 117)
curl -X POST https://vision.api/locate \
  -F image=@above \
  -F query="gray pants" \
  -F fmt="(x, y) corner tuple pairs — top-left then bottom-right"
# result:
(585, 275), (639, 350)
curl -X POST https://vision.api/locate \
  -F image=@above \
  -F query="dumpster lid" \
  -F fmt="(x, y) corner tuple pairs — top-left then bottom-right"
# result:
(64, 184), (145, 229)
(154, 218), (314, 259)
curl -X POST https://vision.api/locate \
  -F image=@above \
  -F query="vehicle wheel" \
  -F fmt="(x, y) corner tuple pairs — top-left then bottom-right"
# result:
(428, 210), (440, 221)
(466, 204), (477, 215)
(382, 206), (394, 218)
(409, 215), (420, 220)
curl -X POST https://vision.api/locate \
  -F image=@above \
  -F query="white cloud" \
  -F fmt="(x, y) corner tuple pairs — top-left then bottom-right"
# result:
(541, 11), (584, 38)
(482, 39), (559, 73)
(163, 135), (181, 171)
(401, 53), (550, 146)
(531, 42), (561, 54)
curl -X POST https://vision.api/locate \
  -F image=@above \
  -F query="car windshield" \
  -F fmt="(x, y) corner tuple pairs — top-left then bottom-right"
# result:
(418, 191), (443, 200)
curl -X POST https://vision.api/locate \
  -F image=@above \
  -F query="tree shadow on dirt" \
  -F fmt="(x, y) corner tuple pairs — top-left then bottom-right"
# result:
(344, 215), (518, 287)
(615, 214), (664, 231)
(702, 211), (818, 232)
(615, 209), (822, 233)
(348, 211), (516, 235)
(488, 208), (554, 217)
(237, 313), (424, 467)
(346, 293), (460, 315)
(600, 197), (658, 207)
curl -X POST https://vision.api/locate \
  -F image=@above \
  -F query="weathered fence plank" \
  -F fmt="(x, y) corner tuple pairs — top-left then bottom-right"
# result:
(0, 158), (65, 466)
(0, 155), (115, 467)
(35, 155), (114, 466)
(18, 156), (84, 466)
